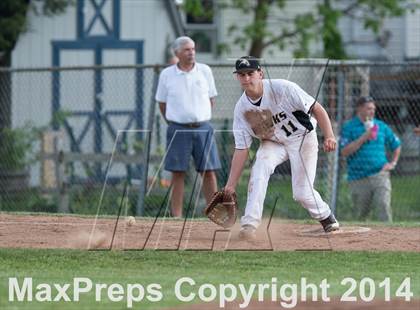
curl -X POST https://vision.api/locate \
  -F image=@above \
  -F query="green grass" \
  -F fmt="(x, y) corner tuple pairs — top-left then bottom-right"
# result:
(390, 175), (420, 218)
(0, 249), (419, 309)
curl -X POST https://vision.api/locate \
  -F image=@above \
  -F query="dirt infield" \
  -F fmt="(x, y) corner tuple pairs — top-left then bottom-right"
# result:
(0, 213), (419, 251)
(170, 298), (420, 310)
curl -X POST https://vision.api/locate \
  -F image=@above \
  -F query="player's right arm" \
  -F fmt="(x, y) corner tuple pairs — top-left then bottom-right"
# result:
(158, 102), (167, 123)
(224, 148), (249, 194)
(155, 69), (169, 123)
(341, 128), (371, 157)
(225, 101), (252, 194)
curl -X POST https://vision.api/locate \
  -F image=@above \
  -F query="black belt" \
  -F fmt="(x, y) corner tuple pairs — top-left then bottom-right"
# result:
(168, 121), (206, 128)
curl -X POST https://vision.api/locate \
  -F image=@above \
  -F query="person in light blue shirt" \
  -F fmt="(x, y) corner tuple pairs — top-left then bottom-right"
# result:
(341, 96), (401, 222)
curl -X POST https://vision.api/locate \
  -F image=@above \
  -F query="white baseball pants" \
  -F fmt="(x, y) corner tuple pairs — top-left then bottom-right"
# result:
(241, 131), (332, 228)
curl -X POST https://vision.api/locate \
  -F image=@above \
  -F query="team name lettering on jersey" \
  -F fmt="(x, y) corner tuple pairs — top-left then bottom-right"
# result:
(272, 111), (287, 124)
(271, 111), (300, 137)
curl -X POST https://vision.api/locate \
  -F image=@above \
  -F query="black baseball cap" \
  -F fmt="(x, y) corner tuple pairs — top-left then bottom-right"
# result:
(233, 56), (261, 73)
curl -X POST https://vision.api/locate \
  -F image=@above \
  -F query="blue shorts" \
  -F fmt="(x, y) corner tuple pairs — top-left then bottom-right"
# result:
(165, 122), (221, 172)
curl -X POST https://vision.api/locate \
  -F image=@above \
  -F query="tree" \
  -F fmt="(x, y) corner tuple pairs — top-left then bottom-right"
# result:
(183, 0), (418, 59)
(0, 0), (72, 66)
(0, 0), (72, 186)
(0, 0), (72, 130)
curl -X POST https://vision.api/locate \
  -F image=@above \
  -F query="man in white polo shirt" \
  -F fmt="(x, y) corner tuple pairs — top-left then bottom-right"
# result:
(155, 36), (221, 217)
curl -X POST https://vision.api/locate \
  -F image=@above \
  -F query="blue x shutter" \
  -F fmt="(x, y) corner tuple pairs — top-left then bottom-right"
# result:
(52, 0), (144, 180)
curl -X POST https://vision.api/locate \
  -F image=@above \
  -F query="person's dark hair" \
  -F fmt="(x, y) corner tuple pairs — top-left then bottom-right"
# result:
(356, 96), (375, 108)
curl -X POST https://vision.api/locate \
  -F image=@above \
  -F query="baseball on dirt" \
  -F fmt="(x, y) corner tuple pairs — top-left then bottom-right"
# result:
(126, 216), (136, 226)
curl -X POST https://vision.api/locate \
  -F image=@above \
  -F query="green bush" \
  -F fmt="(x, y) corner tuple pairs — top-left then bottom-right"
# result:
(0, 189), (57, 213)
(0, 125), (39, 171)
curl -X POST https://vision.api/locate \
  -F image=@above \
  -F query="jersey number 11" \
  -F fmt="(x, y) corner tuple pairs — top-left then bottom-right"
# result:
(281, 120), (298, 136)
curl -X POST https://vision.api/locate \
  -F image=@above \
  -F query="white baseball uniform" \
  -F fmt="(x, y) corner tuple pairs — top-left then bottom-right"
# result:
(233, 79), (332, 228)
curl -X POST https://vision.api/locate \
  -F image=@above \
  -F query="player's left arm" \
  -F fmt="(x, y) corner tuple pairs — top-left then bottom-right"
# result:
(210, 97), (216, 108)
(311, 102), (336, 152)
(382, 124), (401, 171)
(205, 65), (218, 109)
(382, 146), (401, 171)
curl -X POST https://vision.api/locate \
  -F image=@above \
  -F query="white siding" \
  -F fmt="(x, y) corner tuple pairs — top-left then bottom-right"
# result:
(12, 0), (178, 68)
(11, 72), (52, 128)
(102, 50), (136, 152)
(405, 9), (420, 59)
(382, 17), (405, 61)
(339, 10), (411, 60)
(12, 5), (77, 69)
(121, 0), (177, 64)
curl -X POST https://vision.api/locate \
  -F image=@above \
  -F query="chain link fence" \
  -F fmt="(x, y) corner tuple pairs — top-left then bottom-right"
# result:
(0, 62), (419, 222)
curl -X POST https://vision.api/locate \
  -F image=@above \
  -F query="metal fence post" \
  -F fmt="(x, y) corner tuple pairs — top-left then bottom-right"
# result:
(136, 65), (160, 216)
(330, 67), (345, 215)
(0, 69), (11, 130)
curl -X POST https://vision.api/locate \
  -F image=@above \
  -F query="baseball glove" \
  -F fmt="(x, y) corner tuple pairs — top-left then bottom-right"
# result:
(244, 109), (274, 139)
(204, 189), (238, 228)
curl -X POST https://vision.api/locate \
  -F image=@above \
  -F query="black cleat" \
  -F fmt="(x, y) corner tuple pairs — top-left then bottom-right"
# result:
(320, 213), (340, 233)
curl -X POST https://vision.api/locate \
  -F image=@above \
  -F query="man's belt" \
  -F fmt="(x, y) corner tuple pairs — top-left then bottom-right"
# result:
(168, 121), (206, 128)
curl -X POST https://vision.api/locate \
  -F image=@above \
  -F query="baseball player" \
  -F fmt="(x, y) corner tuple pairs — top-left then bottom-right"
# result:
(223, 56), (339, 240)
